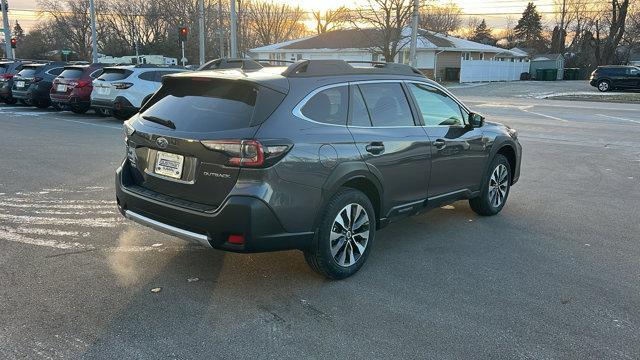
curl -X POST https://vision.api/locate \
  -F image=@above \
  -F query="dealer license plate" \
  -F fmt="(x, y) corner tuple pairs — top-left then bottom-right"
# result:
(154, 151), (184, 179)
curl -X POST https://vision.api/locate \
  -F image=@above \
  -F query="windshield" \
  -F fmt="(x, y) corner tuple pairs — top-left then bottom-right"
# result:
(58, 68), (84, 79)
(140, 78), (284, 132)
(97, 68), (133, 81)
(17, 67), (38, 78)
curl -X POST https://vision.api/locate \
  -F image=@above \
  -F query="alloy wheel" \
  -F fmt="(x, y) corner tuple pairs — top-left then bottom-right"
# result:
(330, 203), (370, 267)
(488, 164), (509, 208)
(598, 81), (609, 91)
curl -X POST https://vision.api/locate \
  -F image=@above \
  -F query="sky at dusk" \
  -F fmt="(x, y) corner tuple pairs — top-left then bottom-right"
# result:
(4, 0), (556, 31)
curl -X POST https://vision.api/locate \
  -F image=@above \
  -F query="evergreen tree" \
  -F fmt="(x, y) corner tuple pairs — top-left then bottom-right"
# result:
(514, 2), (545, 51)
(470, 19), (495, 45)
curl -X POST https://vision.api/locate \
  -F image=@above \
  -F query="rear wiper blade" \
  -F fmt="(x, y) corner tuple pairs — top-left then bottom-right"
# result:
(142, 115), (176, 130)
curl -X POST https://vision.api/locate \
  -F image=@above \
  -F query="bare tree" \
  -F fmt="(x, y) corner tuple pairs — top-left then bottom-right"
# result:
(594, 0), (631, 64)
(419, 2), (462, 35)
(38, 0), (110, 59)
(353, 0), (415, 62)
(313, 7), (350, 34)
(244, 0), (308, 48)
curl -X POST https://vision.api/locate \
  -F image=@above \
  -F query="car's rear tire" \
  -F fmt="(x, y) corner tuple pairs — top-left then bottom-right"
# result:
(4, 97), (17, 105)
(597, 80), (611, 92)
(35, 99), (50, 109)
(469, 154), (511, 216)
(71, 105), (89, 114)
(304, 188), (376, 279)
(52, 103), (63, 111)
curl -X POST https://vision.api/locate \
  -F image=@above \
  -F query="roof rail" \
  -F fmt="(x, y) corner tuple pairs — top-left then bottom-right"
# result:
(197, 58), (263, 71)
(282, 59), (425, 78)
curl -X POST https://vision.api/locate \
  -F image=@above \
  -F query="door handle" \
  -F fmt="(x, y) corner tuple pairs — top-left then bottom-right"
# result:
(365, 142), (385, 154)
(433, 139), (446, 150)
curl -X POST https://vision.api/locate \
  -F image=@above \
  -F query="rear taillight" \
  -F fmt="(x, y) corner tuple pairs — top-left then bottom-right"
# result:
(70, 80), (90, 88)
(113, 82), (133, 89)
(200, 139), (291, 168)
(1, 73), (13, 80)
(31, 76), (43, 83)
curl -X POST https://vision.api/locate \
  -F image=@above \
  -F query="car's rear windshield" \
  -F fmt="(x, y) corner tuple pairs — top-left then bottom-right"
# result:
(140, 78), (285, 132)
(17, 67), (39, 78)
(58, 68), (85, 79)
(97, 68), (133, 81)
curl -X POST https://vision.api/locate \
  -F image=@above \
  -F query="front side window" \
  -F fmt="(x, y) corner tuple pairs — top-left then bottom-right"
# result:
(300, 86), (348, 125)
(357, 82), (415, 127)
(408, 82), (465, 127)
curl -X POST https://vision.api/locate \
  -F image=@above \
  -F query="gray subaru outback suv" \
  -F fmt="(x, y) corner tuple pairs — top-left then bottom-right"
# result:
(116, 60), (522, 279)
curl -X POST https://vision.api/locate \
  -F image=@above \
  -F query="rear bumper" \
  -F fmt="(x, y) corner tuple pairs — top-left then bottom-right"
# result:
(51, 94), (89, 105)
(92, 96), (138, 114)
(13, 84), (50, 102)
(115, 159), (314, 252)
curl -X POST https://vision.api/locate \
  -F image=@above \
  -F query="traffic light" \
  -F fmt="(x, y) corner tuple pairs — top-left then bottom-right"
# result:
(178, 27), (188, 42)
(10, 38), (16, 49)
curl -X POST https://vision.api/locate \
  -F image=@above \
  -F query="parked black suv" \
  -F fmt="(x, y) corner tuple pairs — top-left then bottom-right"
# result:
(0, 60), (30, 104)
(590, 65), (640, 92)
(116, 60), (522, 279)
(12, 62), (67, 108)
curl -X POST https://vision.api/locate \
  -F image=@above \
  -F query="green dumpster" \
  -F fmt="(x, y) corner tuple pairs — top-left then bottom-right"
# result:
(535, 69), (545, 81)
(544, 69), (557, 81)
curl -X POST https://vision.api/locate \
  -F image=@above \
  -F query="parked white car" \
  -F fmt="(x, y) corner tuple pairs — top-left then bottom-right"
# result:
(90, 64), (189, 119)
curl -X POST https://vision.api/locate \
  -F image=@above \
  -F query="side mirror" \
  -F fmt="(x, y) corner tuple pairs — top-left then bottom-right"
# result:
(468, 112), (485, 128)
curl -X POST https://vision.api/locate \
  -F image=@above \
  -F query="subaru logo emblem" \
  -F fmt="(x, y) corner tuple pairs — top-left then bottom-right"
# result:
(156, 137), (169, 149)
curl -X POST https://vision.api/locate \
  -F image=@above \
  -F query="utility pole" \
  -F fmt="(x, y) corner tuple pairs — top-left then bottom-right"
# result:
(132, 23), (139, 59)
(198, 0), (205, 65)
(1, 0), (12, 60)
(218, 0), (224, 57)
(408, 0), (419, 67)
(89, 0), (98, 63)
(230, 0), (237, 58)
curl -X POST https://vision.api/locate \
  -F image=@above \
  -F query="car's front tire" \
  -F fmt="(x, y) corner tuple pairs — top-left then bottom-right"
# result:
(597, 80), (611, 92)
(304, 188), (375, 279)
(469, 154), (511, 216)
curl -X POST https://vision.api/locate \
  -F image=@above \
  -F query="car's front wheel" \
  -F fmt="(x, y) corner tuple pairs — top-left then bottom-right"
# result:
(469, 154), (511, 216)
(304, 188), (375, 279)
(597, 80), (611, 92)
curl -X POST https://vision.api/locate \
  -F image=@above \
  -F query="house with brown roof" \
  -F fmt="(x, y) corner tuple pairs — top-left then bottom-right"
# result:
(251, 27), (527, 81)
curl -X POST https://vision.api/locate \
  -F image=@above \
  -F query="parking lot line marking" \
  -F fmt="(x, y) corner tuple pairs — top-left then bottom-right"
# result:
(595, 114), (640, 124)
(52, 117), (122, 130)
(522, 109), (569, 122)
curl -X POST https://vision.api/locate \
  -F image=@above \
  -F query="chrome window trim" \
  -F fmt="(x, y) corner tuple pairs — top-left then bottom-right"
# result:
(292, 79), (424, 129)
(291, 82), (349, 127)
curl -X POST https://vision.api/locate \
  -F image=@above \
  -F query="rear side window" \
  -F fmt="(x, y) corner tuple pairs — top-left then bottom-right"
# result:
(300, 86), (348, 125)
(349, 86), (372, 127)
(47, 67), (64, 76)
(59, 68), (84, 79)
(98, 69), (133, 81)
(357, 82), (415, 127)
(18, 67), (38, 78)
(138, 71), (156, 81)
(627, 68), (639, 76)
(140, 78), (285, 132)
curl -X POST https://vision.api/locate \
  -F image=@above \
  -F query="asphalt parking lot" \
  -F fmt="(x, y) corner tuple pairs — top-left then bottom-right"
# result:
(0, 88), (639, 359)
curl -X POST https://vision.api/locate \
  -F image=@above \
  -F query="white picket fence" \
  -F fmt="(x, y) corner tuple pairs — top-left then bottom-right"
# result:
(459, 59), (531, 83)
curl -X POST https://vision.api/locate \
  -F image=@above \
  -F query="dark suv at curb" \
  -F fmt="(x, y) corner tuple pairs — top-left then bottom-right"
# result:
(116, 60), (522, 279)
(12, 62), (67, 108)
(590, 65), (640, 92)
